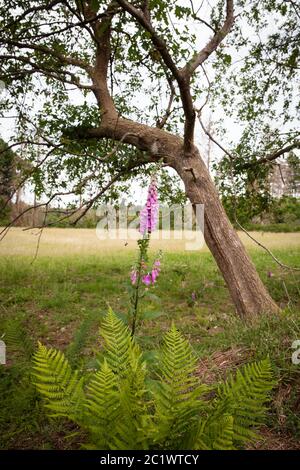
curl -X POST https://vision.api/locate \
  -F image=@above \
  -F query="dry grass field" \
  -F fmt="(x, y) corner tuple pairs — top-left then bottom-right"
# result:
(0, 227), (299, 257)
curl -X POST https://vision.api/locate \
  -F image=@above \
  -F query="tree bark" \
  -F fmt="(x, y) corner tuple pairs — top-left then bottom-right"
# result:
(172, 148), (280, 320)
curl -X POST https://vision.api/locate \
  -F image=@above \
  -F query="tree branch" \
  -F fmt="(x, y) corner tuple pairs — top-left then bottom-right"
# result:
(85, 2), (119, 117)
(116, 0), (196, 151)
(244, 142), (300, 168)
(116, 0), (181, 81)
(71, 159), (146, 225)
(196, 108), (236, 161)
(189, 0), (217, 33)
(156, 75), (176, 129)
(181, 0), (234, 77)
(1, 0), (62, 31)
(1, 40), (92, 72)
(0, 54), (93, 89)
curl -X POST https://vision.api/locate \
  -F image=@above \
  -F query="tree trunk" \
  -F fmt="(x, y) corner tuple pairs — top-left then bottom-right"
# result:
(172, 147), (280, 320)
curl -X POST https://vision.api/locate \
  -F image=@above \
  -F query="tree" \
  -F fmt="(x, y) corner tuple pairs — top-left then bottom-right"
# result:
(1, 0), (298, 319)
(0, 138), (16, 223)
(286, 154), (300, 197)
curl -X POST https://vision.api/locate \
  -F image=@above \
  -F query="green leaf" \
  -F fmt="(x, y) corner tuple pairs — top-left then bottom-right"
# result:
(223, 54), (232, 65)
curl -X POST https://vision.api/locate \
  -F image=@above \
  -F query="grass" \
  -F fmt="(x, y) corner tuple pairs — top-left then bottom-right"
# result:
(1, 227), (300, 256)
(0, 228), (300, 449)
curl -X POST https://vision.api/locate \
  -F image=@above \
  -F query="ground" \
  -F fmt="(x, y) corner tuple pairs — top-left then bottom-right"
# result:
(0, 228), (299, 449)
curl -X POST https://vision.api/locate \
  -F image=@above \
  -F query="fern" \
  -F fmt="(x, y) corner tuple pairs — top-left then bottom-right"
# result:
(32, 309), (275, 450)
(214, 358), (274, 444)
(153, 323), (208, 448)
(113, 344), (151, 450)
(99, 311), (151, 449)
(100, 307), (133, 376)
(32, 342), (84, 421)
(3, 316), (33, 362)
(210, 415), (234, 450)
(84, 359), (121, 449)
(192, 358), (274, 449)
(67, 311), (99, 368)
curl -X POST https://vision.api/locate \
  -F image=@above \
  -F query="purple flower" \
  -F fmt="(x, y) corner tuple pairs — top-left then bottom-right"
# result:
(191, 291), (196, 302)
(151, 268), (159, 283)
(130, 270), (137, 285)
(267, 271), (273, 278)
(140, 178), (159, 235)
(154, 259), (161, 268)
(142, 273), (152, 286)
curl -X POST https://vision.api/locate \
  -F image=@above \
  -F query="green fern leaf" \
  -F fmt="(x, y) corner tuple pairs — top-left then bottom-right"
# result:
(32, 342), (84, 421)
(211, 415), (235, 450)
(213, 358), (274, 446)
(95, 310), (152, 450)
(153, 323), (207, 448)
(85, 359), (121, 448)
(32, 311), (275, 451)
(100, 307), (133, 376)
(113, 342), (151, 450)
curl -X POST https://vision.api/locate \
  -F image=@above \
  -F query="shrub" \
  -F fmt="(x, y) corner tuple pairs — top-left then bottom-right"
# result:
(243, 222), (300, 233)
(32, 309), (275, 450)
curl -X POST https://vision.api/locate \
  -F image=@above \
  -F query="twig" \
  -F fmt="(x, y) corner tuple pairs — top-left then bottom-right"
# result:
(234, 220), (300, 271)
(30, 205), (48, 264)
(228, 156), (300, 272)
(196, 109), (236, 160)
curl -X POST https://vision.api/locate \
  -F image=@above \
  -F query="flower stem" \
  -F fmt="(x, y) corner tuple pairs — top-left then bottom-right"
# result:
(131, 249), (143, 336)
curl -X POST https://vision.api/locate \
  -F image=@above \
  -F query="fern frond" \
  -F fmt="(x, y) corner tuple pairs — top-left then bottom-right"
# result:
(212, 358), (274, 446)
(159, 323), (204, 396)
(210, 415), (235, 450)
(67, 311), (98, 367)
(32, 312), (275, 451)
(85, 359), (121, 449)
(100, 307), (133, 377)
(114, 342), (151, 450)
(32, 342), (84, 421)
(4, 316), (33, 361)
(153, 323), (207, 448)
(182, 418), (211, 450)
(90, 310), (152, 449)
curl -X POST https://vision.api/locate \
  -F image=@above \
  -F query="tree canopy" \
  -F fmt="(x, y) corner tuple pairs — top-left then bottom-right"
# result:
(0, 0), (299, 221)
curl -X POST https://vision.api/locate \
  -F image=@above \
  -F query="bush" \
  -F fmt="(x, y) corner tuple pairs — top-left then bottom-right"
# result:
(32, 309), (275, 450)
(271, 196), (300, 224)
(243, 223), (300, 233)
(223, 195), (300, 230)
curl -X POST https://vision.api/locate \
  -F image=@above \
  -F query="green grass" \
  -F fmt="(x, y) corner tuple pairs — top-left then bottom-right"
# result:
(0, 247), (300, 449)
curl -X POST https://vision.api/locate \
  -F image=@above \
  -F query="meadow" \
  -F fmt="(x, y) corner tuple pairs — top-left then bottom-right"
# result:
(0, 228), (300, 449)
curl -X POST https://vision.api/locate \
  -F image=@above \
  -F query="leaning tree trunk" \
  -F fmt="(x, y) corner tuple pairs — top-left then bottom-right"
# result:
(172, 147), (280, 320)
(86, 116), (280, 320)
